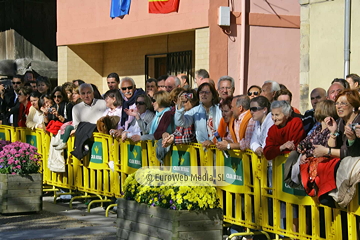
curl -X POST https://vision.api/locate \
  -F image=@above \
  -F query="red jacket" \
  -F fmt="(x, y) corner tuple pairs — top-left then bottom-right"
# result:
(264, 117), (305, 160)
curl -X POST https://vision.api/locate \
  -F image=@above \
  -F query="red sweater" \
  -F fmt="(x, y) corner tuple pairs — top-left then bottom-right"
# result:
(264, 117), (305, 160)
(18, 101), (32, 127)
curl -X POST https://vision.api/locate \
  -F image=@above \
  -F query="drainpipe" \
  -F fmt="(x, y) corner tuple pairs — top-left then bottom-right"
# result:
(239, 0), (247, 94)
(344, 0), (351, 78)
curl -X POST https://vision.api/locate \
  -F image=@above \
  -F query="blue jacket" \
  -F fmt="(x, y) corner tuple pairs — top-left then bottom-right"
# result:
(174, 103), (222, 143)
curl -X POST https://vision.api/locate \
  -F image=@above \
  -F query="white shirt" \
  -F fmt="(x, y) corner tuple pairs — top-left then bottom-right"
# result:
(250, 112), (274, 152)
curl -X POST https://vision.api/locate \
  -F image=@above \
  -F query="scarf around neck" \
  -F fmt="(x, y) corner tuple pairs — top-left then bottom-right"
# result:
(121, 88), (145, 126)
(149, 107), (171, 134)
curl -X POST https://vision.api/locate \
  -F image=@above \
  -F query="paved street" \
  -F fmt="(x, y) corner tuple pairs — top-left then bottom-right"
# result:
(0, 197), (117, 240)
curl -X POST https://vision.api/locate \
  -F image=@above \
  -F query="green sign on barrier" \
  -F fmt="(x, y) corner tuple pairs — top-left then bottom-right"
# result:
(90, 142), (103, 164)
(281, 164), (307, 196)
(0, 132), (5, 141)
(171, 150), (190, 175)
(128, 145), (142, 169)
(224, 155), (244, 186)
(26, 135), (37, 147)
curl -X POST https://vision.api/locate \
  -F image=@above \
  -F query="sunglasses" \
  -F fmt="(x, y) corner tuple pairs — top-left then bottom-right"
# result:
(249, 107), (264, 112)
(12, 82), (21, 85)
(121, 86), (133, 91)
(151, 98), (156, 103)
(136, 101), (146, 105)
(248, 91), (259, 96)
(54, 95), (63, 99)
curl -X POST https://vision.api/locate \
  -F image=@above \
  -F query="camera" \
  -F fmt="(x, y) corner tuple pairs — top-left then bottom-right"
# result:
(351, 123), (359, 131)
(184, 93), (193, 99)
(48, 108), (53, 113)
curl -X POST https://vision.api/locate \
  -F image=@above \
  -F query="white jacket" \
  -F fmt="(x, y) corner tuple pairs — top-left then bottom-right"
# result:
(175, 103), (222, 143)
(250, 112), (273, 152)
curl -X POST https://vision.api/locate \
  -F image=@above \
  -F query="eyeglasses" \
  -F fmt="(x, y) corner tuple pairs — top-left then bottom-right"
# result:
(248, 91), (259, 96)
(12, 82), (21, 85)
(54, 95), (63, 99)
(219, 87), (232, 91)
(121, 86), (133, 91)
(335, 102), (349, 107)
(199, 90), (211, 95)
(136, 101), (146, 105)
(250, 107), (264, 112)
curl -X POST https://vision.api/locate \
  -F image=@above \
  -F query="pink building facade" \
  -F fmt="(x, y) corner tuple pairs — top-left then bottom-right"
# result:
(57, 0), (301, 107)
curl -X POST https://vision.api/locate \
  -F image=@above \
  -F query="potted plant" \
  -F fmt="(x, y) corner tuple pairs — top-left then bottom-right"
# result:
(0, 141), (42, 213)
(116, 169), (223, 240)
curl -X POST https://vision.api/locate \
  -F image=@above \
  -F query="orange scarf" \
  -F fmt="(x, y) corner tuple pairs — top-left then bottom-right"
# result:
(239, 110), (252, 140)
(217, 117), (237, 143)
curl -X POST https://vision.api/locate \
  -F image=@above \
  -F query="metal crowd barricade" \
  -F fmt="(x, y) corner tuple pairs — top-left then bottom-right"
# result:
(8, 124), (360, 236)
(70, 132), (115, 210)
(0, 125), (16, 142)
(216, 149), (269, 239)
(261, 154), (339, 239)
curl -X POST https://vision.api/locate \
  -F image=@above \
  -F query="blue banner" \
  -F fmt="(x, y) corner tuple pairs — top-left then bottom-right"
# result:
(110, 0), (131, 18)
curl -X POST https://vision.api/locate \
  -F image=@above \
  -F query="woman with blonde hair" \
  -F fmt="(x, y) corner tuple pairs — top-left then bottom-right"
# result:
(298, 100), (340, 205)
(131, 91), (174, 142)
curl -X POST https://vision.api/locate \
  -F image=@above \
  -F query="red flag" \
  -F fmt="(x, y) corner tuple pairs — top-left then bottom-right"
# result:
(149, 0), (179, 14)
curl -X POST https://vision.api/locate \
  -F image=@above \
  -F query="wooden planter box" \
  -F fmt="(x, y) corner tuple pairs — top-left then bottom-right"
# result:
(0, 173), (42, 214)
(116, 198), (223, 240)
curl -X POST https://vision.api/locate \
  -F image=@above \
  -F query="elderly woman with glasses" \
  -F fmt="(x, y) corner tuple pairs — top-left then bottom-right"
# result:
(314, 89), (360, 159)
(121, 94), (155, 140)
(175, 82), (222, 148)
(264, 100), (305, 160)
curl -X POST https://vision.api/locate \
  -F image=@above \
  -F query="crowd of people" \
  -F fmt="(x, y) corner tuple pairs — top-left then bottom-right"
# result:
(1, 69), (360, 208)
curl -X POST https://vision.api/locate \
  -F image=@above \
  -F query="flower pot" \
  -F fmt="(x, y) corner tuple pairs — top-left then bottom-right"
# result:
(116, 198), (223, 240)
(0, 173), (42, 214)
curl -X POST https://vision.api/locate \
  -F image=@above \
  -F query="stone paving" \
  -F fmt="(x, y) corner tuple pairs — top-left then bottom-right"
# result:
(0, 197), (117, 240)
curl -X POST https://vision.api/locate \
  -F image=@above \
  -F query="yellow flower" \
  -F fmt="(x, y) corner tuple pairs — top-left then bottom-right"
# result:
(187, 204), (193, 210)
(162, 199), (167, 204)
(177, 199), (183, 204)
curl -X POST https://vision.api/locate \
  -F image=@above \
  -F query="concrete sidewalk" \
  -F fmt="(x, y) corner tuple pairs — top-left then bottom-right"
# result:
(0, 197), (117, 240)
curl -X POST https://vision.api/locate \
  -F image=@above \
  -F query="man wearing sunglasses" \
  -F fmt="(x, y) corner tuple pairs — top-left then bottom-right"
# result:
(1, 75), (24, 126)
(120, 77), (145, 129)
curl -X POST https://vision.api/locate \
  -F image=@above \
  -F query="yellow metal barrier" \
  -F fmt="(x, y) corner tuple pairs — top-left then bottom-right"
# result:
(0, 125), (16, 142)
(217, 149), (262, 231)
(6, 124), (360, 238)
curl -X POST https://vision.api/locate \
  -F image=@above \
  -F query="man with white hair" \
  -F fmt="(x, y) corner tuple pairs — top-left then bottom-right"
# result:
(165, 75), (181, 93)
(217, 75), (235, 100)
(327, 82), (344, 101)
(119, 77), (145, 131)
(72, 83), (106, 130)
(260, 80), (280, 103)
